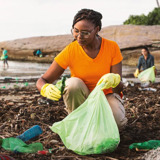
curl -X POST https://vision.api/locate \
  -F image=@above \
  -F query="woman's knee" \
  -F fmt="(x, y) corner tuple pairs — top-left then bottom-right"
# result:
(65, 77), (90, 96)
(65, 77), (83, 91)
(106, 93), (127, 130)
(63, 77), (90, 113)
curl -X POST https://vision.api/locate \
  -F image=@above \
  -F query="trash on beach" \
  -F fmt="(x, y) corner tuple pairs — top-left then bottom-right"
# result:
(37, 150), (49, 155)
(122, 78), (134, 87)
(129, 140), (160, 151)
(37, 148), (55, 155)
(122, 78), (129, 87)
(138, 87), (157, 92)
(1, 86), (6, 89)
(16, 125), (43, 142)
(0, 137), (43, 153)
(141, 82), (150, 88)
(24, 82), (29, 86)
(15, 77), (19, 84)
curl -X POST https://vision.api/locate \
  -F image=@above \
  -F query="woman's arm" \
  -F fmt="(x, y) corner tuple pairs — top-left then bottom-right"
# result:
(137, 57), (142, 70)
(36, 60), (65, 92)
(151, 55), (154, 66)
(110, 61), (123, 94)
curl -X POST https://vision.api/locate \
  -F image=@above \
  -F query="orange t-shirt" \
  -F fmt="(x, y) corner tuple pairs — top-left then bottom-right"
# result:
(54, 37), (123, 95)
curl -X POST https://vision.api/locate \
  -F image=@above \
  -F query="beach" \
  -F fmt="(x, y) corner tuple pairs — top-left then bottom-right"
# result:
(1, 60), (160, 159)
(0, 79), (160, 160)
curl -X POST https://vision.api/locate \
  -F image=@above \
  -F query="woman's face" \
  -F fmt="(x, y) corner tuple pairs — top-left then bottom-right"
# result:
(141, 49), (148, 57)
(72, 19), (98, 46)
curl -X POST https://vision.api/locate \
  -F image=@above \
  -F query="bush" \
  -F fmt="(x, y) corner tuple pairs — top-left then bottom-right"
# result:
(123, 8), (160, 25)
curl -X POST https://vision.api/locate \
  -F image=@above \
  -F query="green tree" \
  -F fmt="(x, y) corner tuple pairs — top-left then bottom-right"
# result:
(123, 8), (160, 25)
(123, 14), (147, 25)
(147, 8), (160, 25)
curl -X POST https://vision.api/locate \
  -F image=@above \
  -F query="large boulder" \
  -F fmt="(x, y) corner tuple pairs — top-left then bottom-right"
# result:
(0, 35), (73, 63)
(100, 25), (160, 49)
(0, 25), (160, 66)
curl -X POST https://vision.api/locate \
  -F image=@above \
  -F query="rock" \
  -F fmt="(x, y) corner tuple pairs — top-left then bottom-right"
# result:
(142, 147), (160, 160)
(100, 25), (160, 49)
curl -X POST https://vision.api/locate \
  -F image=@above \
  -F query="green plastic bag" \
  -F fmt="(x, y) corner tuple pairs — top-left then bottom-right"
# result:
(1, 137), (43, 153)
(50, 83), (120, 155)
(129, 140), (160, 150)
(138, 66), (155, 83)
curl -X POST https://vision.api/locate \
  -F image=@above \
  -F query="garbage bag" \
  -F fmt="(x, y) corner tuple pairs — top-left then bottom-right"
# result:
(138, 66), (155, 83)
(50, 83), (120, 155)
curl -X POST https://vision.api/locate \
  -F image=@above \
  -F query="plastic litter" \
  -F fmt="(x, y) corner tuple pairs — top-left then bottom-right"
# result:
(129, 140), (160, 150)
(1, 86), (6, 89)
(24, 82), (28, 86)
(15, 77), (19, 84)
(1, 137), (43, 153)
(16, 125), (43, 142)
(55, 76), (67, 94)
(37, 148), (54, 155)
(37, 150), (48, 155)
(138, 87), (157, 92)
(122, 78), (128, 87)
(50, 83), (120, 155)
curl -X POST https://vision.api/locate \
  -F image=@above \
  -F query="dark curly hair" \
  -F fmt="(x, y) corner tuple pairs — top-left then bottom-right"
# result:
(72, 9), (102, 31)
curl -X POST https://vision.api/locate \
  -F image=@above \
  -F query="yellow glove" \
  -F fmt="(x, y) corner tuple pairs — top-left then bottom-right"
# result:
(134, 69), (139, 78)
(152, 66), (155, 70)
(40, 83), (61, 101)
(97, 73), (121, 90)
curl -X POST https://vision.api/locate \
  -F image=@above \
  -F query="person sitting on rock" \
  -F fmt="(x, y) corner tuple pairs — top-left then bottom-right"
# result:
(36, 49), (43, 57)
(33, 49), (43, 57)
(134, 46), (154, 77)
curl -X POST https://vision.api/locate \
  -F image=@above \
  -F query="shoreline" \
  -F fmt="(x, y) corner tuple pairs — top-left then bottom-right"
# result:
(1, 60), (160, 90)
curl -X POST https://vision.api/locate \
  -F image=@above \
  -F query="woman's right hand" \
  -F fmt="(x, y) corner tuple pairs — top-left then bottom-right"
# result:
(40, 83), (61, 101)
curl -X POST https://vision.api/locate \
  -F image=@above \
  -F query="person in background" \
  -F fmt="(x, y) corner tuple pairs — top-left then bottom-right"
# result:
(134, 46), (154, 77)
(36, 8), (127, 130)
(1, 48), (9, 68)
(36, 49), (43, 57)
(33, 49), (43, 57)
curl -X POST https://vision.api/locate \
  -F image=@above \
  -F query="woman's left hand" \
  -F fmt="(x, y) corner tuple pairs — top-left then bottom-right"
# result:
(97, 73), (120, 90)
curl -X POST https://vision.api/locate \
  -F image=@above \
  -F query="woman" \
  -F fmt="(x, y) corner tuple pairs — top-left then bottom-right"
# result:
(36, 9), (127, 129)
(134, 46), (154, 77)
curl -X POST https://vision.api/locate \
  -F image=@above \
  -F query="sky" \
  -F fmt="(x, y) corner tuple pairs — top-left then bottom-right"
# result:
(0, 0), (157, 42)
